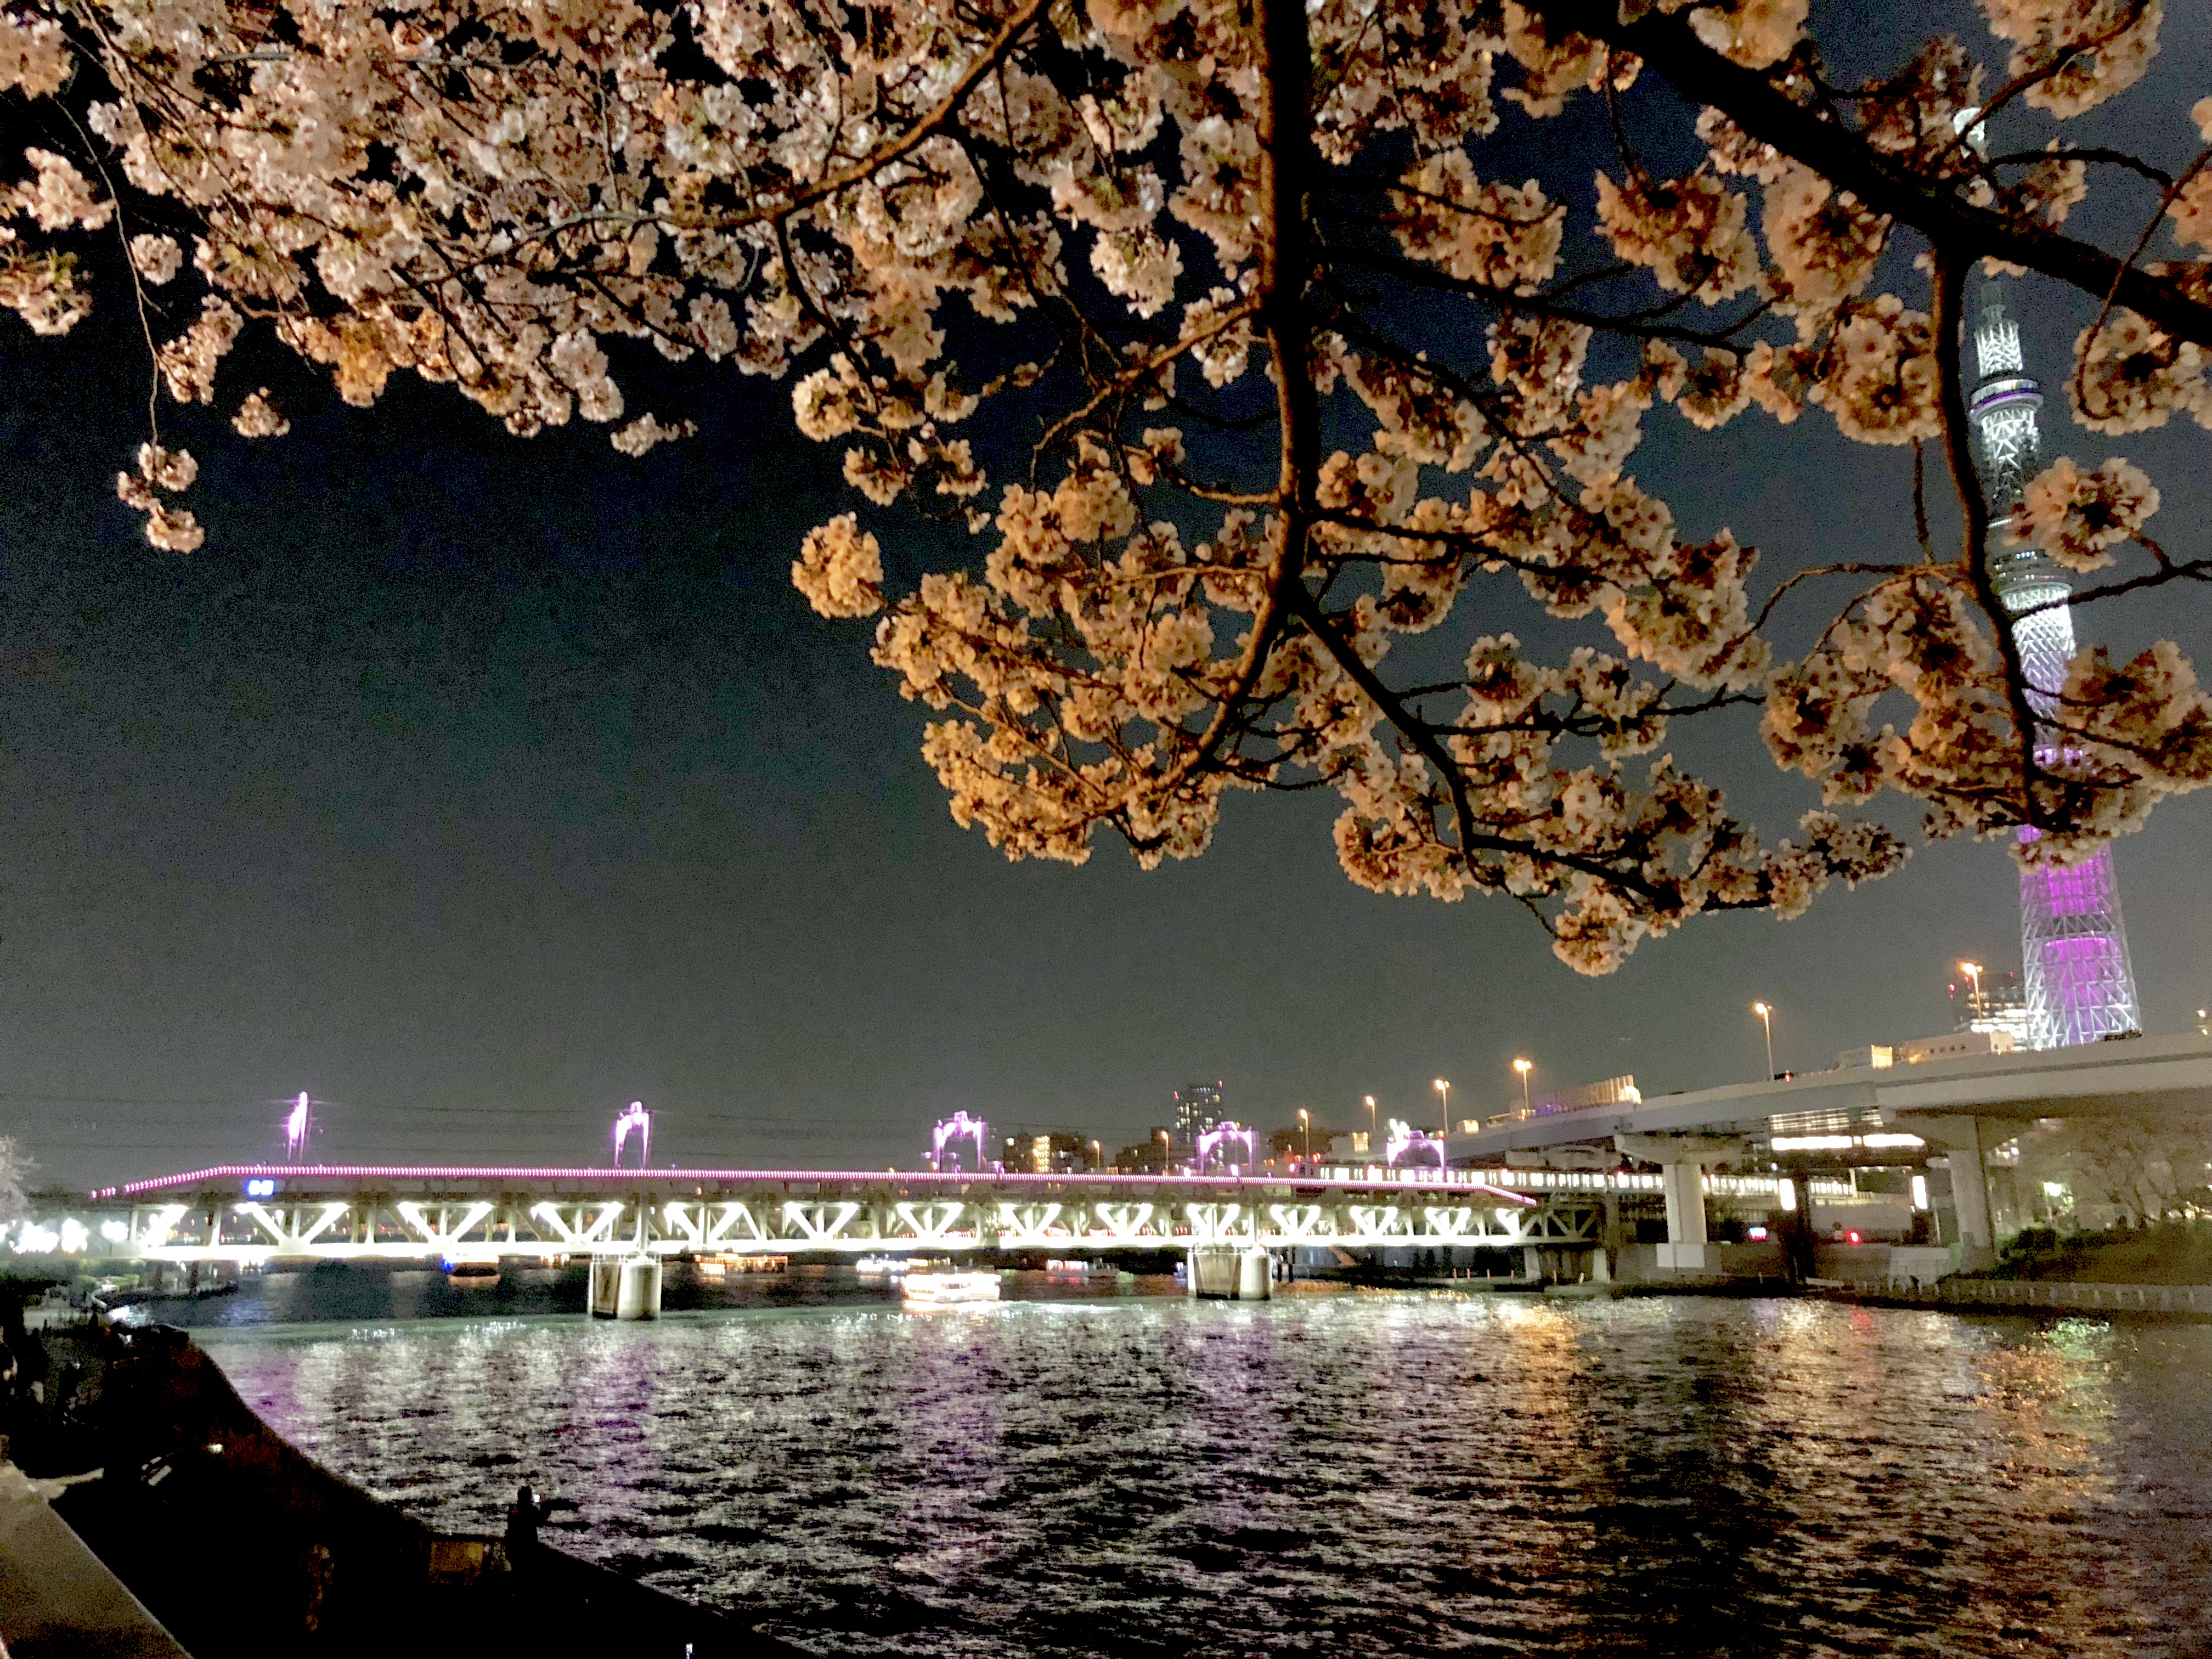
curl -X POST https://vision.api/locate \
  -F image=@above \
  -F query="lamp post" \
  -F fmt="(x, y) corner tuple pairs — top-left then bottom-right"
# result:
(1091, 1138), (1102, 1172)
(1158, 1127), (1170, 1172)
(1299, 1107), (1311, 1165)
(1432, 1078), (1449, 1143)
(1363, 1094), (1377, 1160)
(1511, 1058), (1532, 1117)
(1960, 961), (1985, 1022)
(1753, 1001), (1775, 1080)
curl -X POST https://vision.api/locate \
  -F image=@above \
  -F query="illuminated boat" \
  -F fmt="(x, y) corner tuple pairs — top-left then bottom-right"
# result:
(445, 1259), (501, 1289)
(901, 1271), (1001, 1307)
(696, 1252), (788, 1278)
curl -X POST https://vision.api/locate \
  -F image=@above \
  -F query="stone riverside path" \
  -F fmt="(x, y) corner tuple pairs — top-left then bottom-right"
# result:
(0, 1462), (190, 1659)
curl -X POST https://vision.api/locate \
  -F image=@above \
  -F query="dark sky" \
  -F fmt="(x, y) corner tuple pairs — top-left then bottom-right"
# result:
(2, 3), (2208, 1189)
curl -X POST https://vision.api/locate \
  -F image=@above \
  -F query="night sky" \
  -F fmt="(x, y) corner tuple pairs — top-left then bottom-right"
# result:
(2, 3), (2208, 1189)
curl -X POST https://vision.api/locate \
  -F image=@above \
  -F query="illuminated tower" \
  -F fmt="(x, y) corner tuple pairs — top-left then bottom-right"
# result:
(1966, 285), (2141, 1047)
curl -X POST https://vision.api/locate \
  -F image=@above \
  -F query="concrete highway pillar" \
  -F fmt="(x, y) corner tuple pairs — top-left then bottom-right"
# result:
(1596, 1189), (1623, 1283)
(1618, 1135), (1745, 1276)
(1918, 1116), (1997, 1271)
(1657, 1161), (1709, 1273)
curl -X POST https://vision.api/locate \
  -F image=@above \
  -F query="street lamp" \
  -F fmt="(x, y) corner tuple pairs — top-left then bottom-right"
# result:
(1363, 1094), (1376, 1156)
(1299, 1106), (1311, 1164)
(1432, 1078), (1449, 1142)
(1511, 1057), (1532, 1117)
(1157, 1127), (1170, 1172)
(1091, 1138), (1102, 1171)
(1960, 961), (1985, 1022)
(1752, 1001), (1775, 1079)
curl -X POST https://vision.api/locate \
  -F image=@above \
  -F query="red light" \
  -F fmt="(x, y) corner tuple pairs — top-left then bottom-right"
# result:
(1847, 1231), (1862, 1245)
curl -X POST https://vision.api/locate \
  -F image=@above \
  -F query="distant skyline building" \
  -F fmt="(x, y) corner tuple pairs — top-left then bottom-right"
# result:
(999, 1130), (1095, 1175)
(1172, 1082), (1225, 1154)
(1967, 285), (2142, 1047)
(1949, 967), (2032, 1049)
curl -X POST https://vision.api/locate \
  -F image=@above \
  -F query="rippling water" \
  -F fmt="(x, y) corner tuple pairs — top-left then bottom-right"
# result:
(199, 1288), (2212, 1657)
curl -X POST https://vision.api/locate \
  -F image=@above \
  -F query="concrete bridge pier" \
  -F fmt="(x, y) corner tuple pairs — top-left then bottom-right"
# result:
(589, 1254), (663, 1318)
(1657, 1161), (1708, 1272)
(1919, 1116), (1999, 1271)
(1620, 1133), (1745, 1275)
(1188, 1244), (1272, 1300)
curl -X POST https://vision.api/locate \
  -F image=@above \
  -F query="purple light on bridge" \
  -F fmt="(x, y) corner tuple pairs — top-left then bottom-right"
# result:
(1384, 1120), (1446, 1172)
(283, 1092), (311, 1163)
(1193, 1122), (1255, 1170)
(932, 1111), (990, 1173)
(613, 1101), (652, 1169)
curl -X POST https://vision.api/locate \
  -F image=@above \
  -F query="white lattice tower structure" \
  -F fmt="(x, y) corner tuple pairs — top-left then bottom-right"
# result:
(1967, 285), (2141, 1047)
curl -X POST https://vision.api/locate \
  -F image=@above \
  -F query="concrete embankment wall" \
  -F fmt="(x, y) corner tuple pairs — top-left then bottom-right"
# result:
(1827, 1279), (2212, 1321)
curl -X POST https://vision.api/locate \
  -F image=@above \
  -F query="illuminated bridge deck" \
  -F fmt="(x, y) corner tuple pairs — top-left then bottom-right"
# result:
(95, 1165), (1572, 1263)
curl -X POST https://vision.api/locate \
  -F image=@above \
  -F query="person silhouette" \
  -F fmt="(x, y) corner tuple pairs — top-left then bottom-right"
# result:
(504, 1481), (576, 1562)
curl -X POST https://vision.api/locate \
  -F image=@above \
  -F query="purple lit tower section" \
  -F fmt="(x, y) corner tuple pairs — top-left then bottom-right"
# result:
(1967, 286), (2141, 1047)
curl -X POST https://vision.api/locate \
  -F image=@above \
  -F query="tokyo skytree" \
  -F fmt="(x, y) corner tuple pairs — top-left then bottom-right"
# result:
(1965, 285), (2142, 1047)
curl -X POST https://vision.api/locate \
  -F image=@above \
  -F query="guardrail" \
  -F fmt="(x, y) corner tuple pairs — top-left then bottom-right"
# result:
(1883, 1278), (2212, 1314)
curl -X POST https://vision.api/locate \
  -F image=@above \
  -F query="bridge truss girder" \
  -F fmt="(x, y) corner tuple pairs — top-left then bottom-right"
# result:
(121, 1189), (1596, 1263)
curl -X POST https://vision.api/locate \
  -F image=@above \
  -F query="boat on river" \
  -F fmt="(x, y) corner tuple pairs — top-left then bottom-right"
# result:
(1042, 1258), (1115, 1278)
(901, 1271), (1001, 1307)
(445, 1260), (501, 1289)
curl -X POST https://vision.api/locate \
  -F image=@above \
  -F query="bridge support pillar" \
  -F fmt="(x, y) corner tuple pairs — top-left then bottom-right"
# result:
(1920, 1116), (1997, 1272)
(1620, 1135), (1745, 1276)
(1237, 1248), (1272, 1301)
(1655, 1161), (1709, 1274)
(1522, 1245), (1543, 1282)
(617, 1255), (662, 1319)
(1188, 1244), (1271, 1299)
(590, 1254), (663, 1318)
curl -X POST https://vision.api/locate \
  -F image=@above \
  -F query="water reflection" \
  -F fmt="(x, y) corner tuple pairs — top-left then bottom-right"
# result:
(200, 1293), (2212, 1657)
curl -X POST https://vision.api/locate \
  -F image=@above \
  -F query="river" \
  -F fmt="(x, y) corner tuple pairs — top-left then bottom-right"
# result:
(166, 1273), (2210, 1656)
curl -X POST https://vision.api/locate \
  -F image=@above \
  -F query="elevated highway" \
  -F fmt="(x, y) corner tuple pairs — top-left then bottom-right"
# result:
(1447, 1034), (2212, 1269)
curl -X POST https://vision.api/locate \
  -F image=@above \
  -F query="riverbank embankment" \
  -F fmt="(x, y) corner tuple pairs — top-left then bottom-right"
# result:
(1819, 1277), (2212, 1321)
(7, 1321), (800, 1657)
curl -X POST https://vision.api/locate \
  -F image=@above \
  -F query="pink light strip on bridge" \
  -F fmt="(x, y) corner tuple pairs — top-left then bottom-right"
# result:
(104, 1164), (1535, 1205)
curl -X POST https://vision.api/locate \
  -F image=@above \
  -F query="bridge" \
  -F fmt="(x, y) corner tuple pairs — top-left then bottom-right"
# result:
(1446, 1034), (2212, 1270)
(78, 1164), (1566, 1266)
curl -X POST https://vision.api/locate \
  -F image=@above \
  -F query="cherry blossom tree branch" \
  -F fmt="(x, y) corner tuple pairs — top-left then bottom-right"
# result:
(1538, 0), (2212, 350)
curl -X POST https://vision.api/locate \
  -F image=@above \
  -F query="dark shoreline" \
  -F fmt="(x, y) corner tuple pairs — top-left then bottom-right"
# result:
(21, 1321), (801, 1657)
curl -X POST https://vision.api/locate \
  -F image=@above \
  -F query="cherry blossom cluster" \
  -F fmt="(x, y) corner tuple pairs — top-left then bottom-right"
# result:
(4, 0), (2211, 967)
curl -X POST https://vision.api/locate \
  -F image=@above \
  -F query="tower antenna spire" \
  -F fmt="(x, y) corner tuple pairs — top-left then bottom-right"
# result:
(1965, 284), (2141, 1046)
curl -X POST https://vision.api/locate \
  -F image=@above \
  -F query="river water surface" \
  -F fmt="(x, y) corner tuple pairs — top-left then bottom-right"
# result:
(191, 1282), (2211, 1656)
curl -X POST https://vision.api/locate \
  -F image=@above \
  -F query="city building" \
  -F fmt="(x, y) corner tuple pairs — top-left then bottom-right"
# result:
(1835, 1031), (2016, 1070)
(1114, 1133), (1176, 1175)
(1172, 1083), (1225, 1154)
(1949, 967), (2032, 1049)
(1266, 1124), (1348, 1164)
(998, 1131), (1098, 1175)
(1968, 285), (2142, 1047)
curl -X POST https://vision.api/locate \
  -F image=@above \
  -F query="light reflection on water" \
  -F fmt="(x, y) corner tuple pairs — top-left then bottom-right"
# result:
(200, 1292), (2212, 1657)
